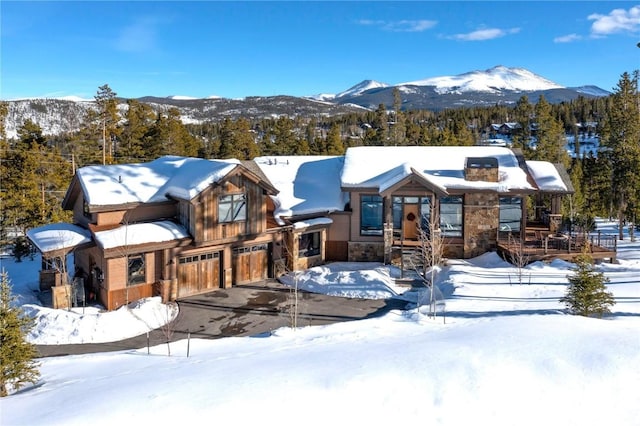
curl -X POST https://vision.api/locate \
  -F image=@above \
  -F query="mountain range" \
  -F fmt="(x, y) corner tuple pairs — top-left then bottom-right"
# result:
(3, 66), (610, 138)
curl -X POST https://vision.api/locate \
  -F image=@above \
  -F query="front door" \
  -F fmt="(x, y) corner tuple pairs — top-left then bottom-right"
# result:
(403, 203), (419, 240)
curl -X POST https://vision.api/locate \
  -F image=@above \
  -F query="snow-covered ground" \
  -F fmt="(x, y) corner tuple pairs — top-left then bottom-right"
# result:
(1, 220), (639, 425)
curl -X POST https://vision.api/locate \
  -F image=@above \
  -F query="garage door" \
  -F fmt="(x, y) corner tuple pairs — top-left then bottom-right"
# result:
(232, 244), (268, 285)
(177, 251), (221, 298)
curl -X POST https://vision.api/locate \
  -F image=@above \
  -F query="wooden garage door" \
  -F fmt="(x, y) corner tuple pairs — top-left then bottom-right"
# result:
(177, 251), (221, 298)
(232, 244), (268, 285)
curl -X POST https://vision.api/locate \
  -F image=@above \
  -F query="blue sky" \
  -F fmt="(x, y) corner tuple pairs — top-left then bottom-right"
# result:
(2, 1), (639, 100)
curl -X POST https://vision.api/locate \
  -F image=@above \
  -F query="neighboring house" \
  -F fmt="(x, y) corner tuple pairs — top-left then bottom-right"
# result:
(29, 146), (600, 311)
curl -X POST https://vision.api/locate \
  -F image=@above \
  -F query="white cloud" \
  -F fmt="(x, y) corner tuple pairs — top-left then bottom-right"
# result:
(114, 17), (160, 53)
(448, 27), (520, 41)
(588, 5), (640, 35)
(358, 19), (437, 32)
(554, 33), (582, 43)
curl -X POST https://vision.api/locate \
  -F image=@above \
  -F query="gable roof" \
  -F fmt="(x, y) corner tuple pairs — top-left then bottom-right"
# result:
(66, 156), (277, 209)
(253, 156), (348, 223)
(341, 146), (536, 193)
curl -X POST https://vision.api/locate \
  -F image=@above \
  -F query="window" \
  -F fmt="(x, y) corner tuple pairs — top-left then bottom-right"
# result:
(499, 197), (522, 233)
(440, 196), (463, 237)
(360, 195), (383, 236)
(219, 193), (246, 223)
(298, 232), (321, 257)
(392, 196), (433, 231)
(128, 254), (145, 286)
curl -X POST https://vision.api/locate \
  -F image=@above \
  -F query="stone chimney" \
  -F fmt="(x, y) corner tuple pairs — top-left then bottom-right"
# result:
(465, 157), (499, 182)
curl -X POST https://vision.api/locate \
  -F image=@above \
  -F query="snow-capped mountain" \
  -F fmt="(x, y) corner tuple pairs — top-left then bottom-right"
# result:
(571, 85), (612, 97)
(2, 66), (609, 138)
(399, 66), (564, 94)
(335, 80), (390, 98)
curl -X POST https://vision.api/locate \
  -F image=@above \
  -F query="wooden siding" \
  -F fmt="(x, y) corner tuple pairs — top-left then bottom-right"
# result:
(96, 203), (177, 227)
(326, 241), (348, 261)
(192, 174), (267, 244)
(108, 283), (154, 311)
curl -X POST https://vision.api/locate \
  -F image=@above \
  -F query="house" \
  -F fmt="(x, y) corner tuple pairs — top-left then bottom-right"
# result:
(28, 146), (613, 311)
(29, 156), (281, 310)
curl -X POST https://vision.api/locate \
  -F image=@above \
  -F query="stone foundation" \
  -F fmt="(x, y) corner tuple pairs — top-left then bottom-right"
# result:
(348, 241), (385, 262)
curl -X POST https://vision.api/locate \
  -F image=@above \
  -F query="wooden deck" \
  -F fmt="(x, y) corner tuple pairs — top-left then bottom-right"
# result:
(497, 229), (617, 264)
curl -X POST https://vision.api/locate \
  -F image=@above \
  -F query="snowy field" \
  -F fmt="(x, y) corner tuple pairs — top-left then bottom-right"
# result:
(1, 220), (639, 425)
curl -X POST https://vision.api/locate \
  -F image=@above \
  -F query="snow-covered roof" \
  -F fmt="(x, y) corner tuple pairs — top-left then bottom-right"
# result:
(341, 146), (535, 193)
(292, 217), (334, 231)
(26, 223), (92, 254)
(526, 161), (570, 193)
(93, 221), (190, 250)
(254, 156), (348, 223)
(77, 156), (240, 206)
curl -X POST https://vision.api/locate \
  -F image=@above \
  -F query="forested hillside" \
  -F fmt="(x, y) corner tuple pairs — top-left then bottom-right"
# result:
(1, 72), (638, 243)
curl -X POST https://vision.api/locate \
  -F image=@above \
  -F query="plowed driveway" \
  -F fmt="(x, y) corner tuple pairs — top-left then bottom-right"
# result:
(36, 281), (408, 357)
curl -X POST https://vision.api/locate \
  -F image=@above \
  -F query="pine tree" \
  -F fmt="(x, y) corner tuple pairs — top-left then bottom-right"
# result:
(325, 123), (345, 155)
(512, 95), (533, 152)
(532, 95), (569, 166)
(0, 271), (40, 397)
(560, 249), (615, 318)
(0, 121), (71, 233)
(600, 71), (640, 240)
(94, 84), (121, 164)
(119, 99), (154, 162)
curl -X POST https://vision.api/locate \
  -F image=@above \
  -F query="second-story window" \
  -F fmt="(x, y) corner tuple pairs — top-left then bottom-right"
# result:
(219, 193), (246, 223)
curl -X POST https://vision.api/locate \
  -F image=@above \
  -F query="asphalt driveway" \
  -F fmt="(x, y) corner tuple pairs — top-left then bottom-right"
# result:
(36, 280), (409, 358)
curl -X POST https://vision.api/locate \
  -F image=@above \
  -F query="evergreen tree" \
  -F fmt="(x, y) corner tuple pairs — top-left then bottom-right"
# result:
(94, 84), (121, 164)
(560, 249), (615, 318)
(0, 271), (40, 397)
(512, 95), (533, 152)
(0, 121), (72, 233)
(325, 123), (345, 155)
(582, 152), (612, 218)
(145, 108), (200, 158)
(600, 71), (640, 240)
(119, 99), (154, 162)
(532, 95), (569, 166)
(218, 118), (260, 159)
(390, 88), (406, 145)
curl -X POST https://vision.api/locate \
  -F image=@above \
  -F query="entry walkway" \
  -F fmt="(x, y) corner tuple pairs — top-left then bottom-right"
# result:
(36, 281), (408, 358)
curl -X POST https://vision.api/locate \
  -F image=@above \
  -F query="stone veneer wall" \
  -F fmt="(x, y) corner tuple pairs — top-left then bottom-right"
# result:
(348, 241), (385, 262)
(464, 193), (499, 258)
(465, 166), (499, 182)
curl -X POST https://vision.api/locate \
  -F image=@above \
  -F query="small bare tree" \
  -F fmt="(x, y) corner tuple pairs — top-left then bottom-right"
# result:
(278, 230), (302, 330)
(159, 301), (179, 356)
(507, 233), (530, 285)
(409, 208), (445, 318)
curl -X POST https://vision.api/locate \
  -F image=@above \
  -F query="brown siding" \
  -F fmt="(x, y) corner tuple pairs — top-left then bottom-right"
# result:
(108, 283), (154, 311)
(96, 204), (176, 227)
(326, 241), (348, 261)
(192, 174), (267, 244)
